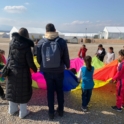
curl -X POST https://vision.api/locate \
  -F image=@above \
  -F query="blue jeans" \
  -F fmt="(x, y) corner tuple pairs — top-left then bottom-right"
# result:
(82, 89), (92, 108)
(44, 72), (64, 114)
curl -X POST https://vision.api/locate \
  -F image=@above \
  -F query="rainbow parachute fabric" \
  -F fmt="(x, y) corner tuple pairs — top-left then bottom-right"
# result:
(32, 70), (79, 92)
(32, 57), (118, 91)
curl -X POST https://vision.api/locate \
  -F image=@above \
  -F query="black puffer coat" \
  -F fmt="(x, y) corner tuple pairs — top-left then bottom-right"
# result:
(6, 33), (37, 103)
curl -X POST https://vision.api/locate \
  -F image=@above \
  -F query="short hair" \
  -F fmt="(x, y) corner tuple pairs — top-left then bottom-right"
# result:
(83, 44), (86, 47)
(19, 28), (29, 38)
(0, 50), (5, 54)
(119, 50), (124, 56)
(109, 47), (113, 51)
(98, 44), (103, 48)
(46, 23), (56, 32)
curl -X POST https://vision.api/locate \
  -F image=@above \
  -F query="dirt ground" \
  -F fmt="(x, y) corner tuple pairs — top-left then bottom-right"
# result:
(0, 39), (124, 124)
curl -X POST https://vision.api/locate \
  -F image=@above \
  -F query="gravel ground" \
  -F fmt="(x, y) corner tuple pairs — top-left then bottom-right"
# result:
(0, 41), (124, 124)
(0, 84), (124, 124)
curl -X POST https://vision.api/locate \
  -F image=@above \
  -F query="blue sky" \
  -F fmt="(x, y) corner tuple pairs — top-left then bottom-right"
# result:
(0, 0), (124, 32)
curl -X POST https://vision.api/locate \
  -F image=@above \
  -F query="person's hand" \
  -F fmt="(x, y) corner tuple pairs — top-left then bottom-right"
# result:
(37, 68), (40, 72)
(95, 53), (98, 56)
(109, 79), (114, 83)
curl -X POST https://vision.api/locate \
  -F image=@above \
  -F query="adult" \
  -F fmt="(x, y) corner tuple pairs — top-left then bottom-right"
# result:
(96, 44), (106, 62)
(6, 28), (37, 119)
(37, 23), (70, 119)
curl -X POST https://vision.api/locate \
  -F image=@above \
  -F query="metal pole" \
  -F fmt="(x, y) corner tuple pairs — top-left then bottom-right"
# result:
(86, 28), (87, 39)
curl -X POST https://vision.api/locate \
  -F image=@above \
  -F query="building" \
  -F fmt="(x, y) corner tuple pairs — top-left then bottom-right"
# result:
(10, 27), (64, 40)
(0, 32), (9, 38)
(63, 33), (98, 43)
(100, 27), (124, 39)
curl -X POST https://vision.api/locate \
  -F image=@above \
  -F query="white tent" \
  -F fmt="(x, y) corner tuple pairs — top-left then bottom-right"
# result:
(0, 32), (9, 38)
(10, 27), (64, 40)
(63, 33), (98, 39)
(103, 27), (124, 39)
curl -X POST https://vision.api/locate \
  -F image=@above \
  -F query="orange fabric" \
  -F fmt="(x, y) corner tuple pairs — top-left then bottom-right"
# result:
(94, 60), (118, 81)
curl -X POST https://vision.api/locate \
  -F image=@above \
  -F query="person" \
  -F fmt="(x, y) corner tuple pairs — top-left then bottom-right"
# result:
(78, 45), (87, 59)
(0, 50), (6, 64)
(37, 23), (70, 119)
(78, 56), (94, 112)
(105, 47), (115, 64)
(110, 50), (124, 112)
(0, 53), (6, 100)
(33, 39), (39, 56)
(96, 44), (106, 62)
(6, 28), (37, 119)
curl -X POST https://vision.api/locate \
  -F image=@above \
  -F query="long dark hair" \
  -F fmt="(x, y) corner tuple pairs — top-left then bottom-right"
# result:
(19, 28), (29, 38)
(119, 49), (124, 56)
(84, 56), (92, 71)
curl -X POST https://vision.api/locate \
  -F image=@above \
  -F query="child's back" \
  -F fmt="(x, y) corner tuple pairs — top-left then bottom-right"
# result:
(81, 66), (94, 89)
(78, 56), (94, 112)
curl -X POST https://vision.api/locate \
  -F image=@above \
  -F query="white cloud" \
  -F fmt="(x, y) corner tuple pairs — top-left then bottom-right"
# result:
(0, 17), (49, 28)
(64, 20), (91, 25)
(25, 2), (29, 5)
(4, 6), (27, 13)
(60, 20), (124, 32)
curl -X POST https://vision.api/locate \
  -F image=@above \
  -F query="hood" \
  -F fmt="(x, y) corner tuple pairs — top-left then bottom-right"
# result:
(45, 32), (59, 40)
(11, 32), (34, 49)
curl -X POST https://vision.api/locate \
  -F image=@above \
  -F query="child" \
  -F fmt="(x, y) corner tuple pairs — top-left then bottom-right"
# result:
(0, 50), (6, 64)
(0, 53), (6, 100)
(110, 50), (124, 112)
(96, 44), (106, 62)
(78, 56), (94, 112)
(106, 47), (115, 64)
(78, 45), (87, 59)
(33, 40), (39, 56)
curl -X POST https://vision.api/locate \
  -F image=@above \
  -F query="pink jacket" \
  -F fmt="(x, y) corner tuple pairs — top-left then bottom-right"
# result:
(1, 55), (6, 64)
(113, 60), (124, 81)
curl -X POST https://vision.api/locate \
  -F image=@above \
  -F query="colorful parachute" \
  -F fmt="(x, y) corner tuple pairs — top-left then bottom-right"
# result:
(32, 56), (118, 91)
(70, 58), (84, 72)
(93, 60), (118, 88)
(92, 56), (104, 69)
(34, 56), (40, 68)
(32, 70), (79, 91)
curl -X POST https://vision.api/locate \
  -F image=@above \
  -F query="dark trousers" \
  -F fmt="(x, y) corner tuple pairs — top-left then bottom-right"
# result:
(44, 72), (64, 114)
(0, 85), (4, 96)
(82, 89), (92, 108)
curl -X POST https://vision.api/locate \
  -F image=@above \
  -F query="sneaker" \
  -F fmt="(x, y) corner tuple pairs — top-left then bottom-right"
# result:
(19, 110), (30, 119)
(81, 107), (88, 112)
(48, 113), (54, 120)
(0, 94), (6, 100)
(9, 110), (19, 116)
(111, 106), (122, 112)
(121, 106), (124, 109)
(57, 108), (64, 117)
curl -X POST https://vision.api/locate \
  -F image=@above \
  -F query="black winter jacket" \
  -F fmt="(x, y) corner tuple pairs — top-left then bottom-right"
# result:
(37, 37), (70, 73)
(97, 48), (106, 62)
(6, 33), (37, 103)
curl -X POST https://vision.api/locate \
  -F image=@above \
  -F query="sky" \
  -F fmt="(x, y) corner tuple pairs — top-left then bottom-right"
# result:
(0, 0), (124, 32)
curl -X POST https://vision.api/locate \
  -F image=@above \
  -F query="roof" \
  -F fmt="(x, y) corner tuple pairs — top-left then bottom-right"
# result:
(104, 27), (124, 33)
(12, 26), (62, 34)
(63, 33), (98, 37)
